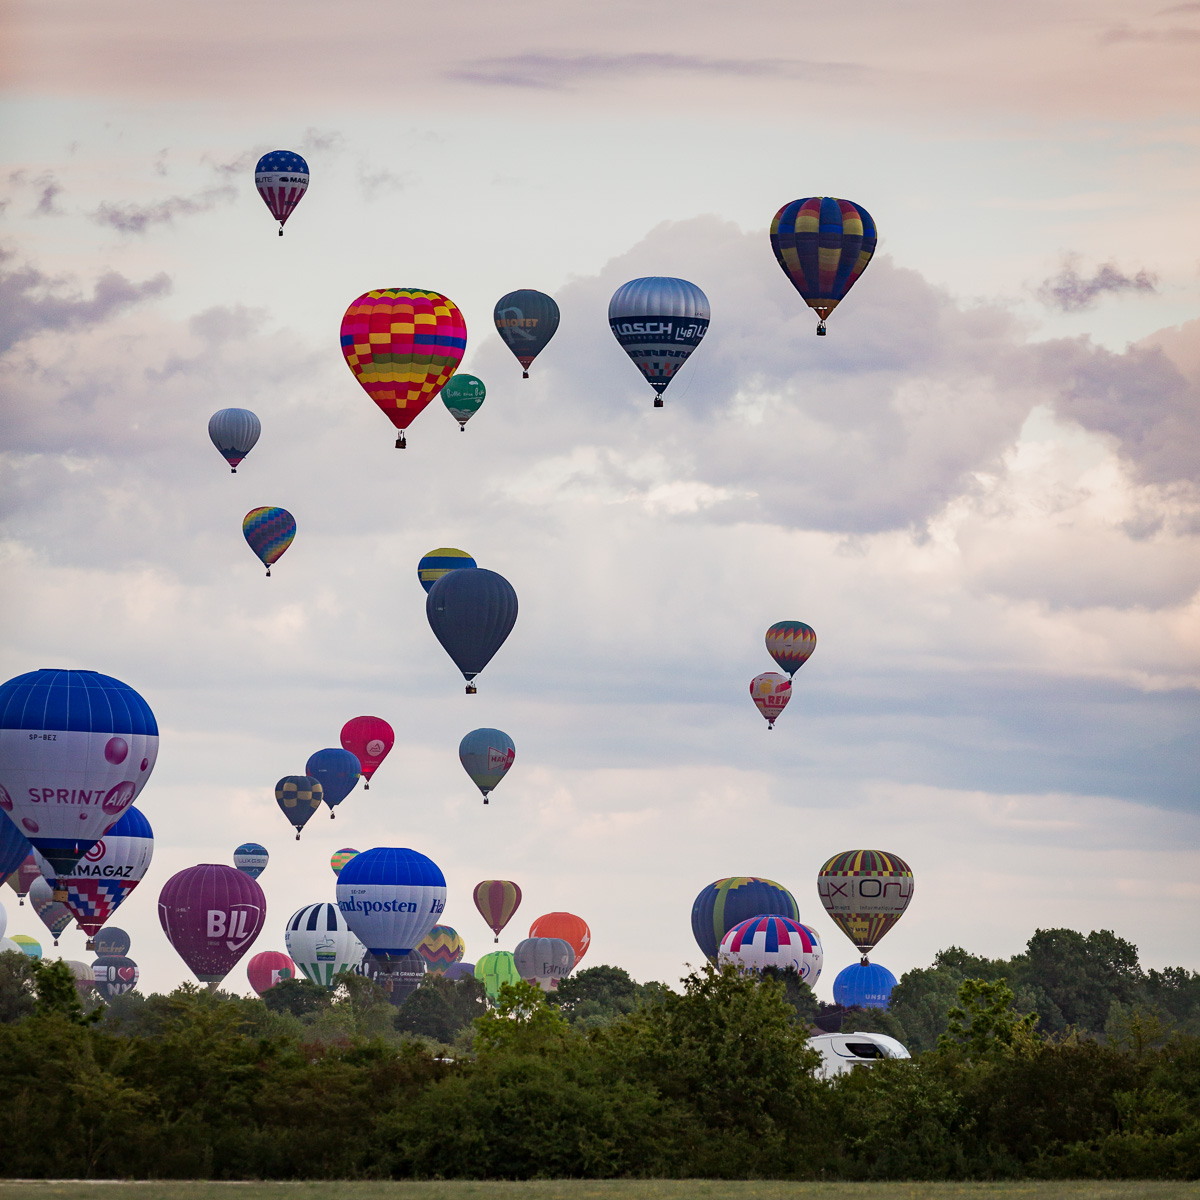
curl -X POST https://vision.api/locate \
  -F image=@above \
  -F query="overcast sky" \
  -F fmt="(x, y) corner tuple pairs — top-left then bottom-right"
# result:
(2, 0), (1198, 1000)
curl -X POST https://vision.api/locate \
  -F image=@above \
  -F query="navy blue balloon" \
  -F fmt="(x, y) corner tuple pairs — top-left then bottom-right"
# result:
(833, 961), (897, 1010)
(306, 747), (362, 813)
(426, 568), (518, 692)
(0, 813), (32, 879)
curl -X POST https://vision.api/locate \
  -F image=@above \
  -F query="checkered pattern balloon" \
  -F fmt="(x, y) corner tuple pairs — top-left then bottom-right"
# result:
(242, 507), (295, 575)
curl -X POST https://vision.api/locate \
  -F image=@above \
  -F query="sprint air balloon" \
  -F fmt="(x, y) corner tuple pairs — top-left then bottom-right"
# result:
(609, 277), (709, 407)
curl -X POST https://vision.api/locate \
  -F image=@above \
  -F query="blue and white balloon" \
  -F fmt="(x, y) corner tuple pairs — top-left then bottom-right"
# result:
(833, 961), (897, 1010)
(234, 843), (269, 879)
(285, 902), (364, 987)
(718, 915), (823, 984)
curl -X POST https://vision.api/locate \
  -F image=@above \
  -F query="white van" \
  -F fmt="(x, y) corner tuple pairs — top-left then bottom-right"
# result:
(809, 1031), (911, 1078)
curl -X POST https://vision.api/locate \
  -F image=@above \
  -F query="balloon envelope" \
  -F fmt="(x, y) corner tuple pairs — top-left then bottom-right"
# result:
(475, 949), (522, 1001)
(158, 863), (266, 986)
(718, 915), (823, 983)
(0, 669), (158, 881)
(443, 961), (476, 982)
(416, 924), (465, 974)
(339, 716), (394, 787)
(234, 843), (269, 879)
(247, 950), (296, 995)
(441, 374), (486, 428)
(765, 621), (817, 676)
(833, 961), (897, 1010)
(285, 902), (364, 987)
(749, 673), (791, 728)
(330, 848), (359, 876)
(691, 876), (800, 962)
(254, 150), (309, 232)
(356, 948), (426, 1007)
(6, 853), (41, 901)
(817, 850), (913, 958)
(208, 408), (261, 472)
(92, 953), (138, 998)
(243, 507), (295, 574)
(494, 289), (560, 376)
(0, 813), (33, 880)
(458, 728), (515, 802)
(12, 934), (41, 958)
(417, 548), (476, 594)
(528, 912), (591, 965)
(94, 926), (131, 957)
(473, 879), (521, 942)
(608, 277), (709, 405)
(30, 877), (73, 941)
(426, 568), (518, 689)
(513, 936), (575, 992)
(275, 776), (323, 838)
(306, 748), (361, 812)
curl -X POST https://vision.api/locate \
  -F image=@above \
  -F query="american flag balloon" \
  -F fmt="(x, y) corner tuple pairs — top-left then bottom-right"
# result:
(254, 150), (309, 235)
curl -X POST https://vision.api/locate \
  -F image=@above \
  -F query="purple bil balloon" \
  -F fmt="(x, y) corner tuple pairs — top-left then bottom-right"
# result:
(158, 863), (266, 989)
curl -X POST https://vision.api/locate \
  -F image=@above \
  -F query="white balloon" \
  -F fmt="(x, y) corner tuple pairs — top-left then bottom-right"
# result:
(335, 848), (446, 967)
(0, 898), (6, 941)
(718, 916), (824, 984)
(285, 902), (364, 988)
(513, 936), (575, 992)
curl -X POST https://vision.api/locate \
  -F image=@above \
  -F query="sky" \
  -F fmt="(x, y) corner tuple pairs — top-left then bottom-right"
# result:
(1, 0), (1198, 1003)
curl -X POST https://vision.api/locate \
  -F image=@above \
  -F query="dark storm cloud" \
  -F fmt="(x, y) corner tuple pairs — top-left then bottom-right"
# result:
(1037, 257), (1158, 312)
(91, 185), (236, 234)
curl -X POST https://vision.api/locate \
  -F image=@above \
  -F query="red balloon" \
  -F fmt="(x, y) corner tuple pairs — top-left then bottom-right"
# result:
(247, 950), (296, 996)
(340, 716), (395, 790)
(8, 854), (42, 901)
(158, 864), (266, 989)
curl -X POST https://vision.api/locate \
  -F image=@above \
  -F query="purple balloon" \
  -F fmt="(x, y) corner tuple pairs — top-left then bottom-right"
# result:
(443, 961), (476, 982)
(158, 863), (266, 988)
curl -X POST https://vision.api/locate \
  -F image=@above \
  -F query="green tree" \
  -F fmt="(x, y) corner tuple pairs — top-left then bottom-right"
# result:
(0, 948), (36, 1023)
(32, 958), (103, 1026)
(261, 976), (333, 1020)
(550, 964), (665, 1028)
(394, 974), (487, 1043)
(938, 977), (1039, 1058)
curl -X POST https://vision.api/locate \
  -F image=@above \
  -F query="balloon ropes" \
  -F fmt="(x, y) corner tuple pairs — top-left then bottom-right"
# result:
(208, 409), (260, 473)
(473, 879), (521, 943)
(339, 716), (394, 789)
(275, 775), (323, 840)
(608, 277), (709, 408)
(340, 289), (467, 449)
(691, 876), (799, 962)
(243, 507), (295, 576)
(770, 197), (877, 335)
(426, 568), (518, 693)
(459, 728), (515, 804)
(817, 850), (913, 962)
(306, 748), (361, 817)
(441, 374), (486, 431)
(234, 843), (269, 879)
(749, 672), (791, 730)
(765, 621), (817, 676)
(494, 289), (560, 378)
(254, 151), (309, 236)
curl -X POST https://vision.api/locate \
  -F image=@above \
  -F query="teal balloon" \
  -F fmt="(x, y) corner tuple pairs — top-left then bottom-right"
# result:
(458, 728), (515, 804)
(442, 374), (486, 430)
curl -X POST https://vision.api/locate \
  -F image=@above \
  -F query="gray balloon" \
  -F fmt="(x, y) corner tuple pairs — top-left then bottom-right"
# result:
(513, 936), (575, 991)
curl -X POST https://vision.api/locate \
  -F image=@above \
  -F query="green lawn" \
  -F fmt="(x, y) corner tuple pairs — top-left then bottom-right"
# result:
(0, 1183), (1195, 1200)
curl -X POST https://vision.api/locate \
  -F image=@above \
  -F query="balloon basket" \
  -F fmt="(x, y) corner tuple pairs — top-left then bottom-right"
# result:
(459, 426), (465, 432)
(295, 832), (301, 841)
(86, 939), (95, 951)
(653, 397), (663, 408)
(265, 567), (271, 577)
(278, 228), (284, 237)
(522, 370), (529, 379)
(230, 467), (237, 474)
(816, 322), (827, 336)
(53, 888), (67, 903)
(395, 433), (407, 449)
(330, 811), (335, 819)
(363, 782), (369, 790)
(465, 683), (477, 695)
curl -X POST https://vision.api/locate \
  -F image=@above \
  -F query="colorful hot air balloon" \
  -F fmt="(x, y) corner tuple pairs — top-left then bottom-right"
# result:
(817, 850), (914, 961)
(285, 902), (364, 987)
(473, 879), (521, 943)
(0, 813), (33, 882)
(691, 877), (800, 962)
(340, 289), (467, 449)
(426, 568), (518, 693)
(306, 748), (361, 817)
(833, 961), (897, 1010)
(417, 548), (476, 594)
(765, 621), (817, 677)
(494, 289), (560, 378)
(475, 949), (522, 1001)
(441, 374), (486, 431)
(339, 716), (394, 790)
(12, 933), (41, 958)
(416, 924), (466, 975)
(749, 672), (791, 730)
(330, 848), (359, 876)
(92, 954), (138, 998)
(247, 950), (296, 995)
(336, 847), (446, 969)
(30, 877), (73, 945)
(608, 277), (710, 407)
(458, 728), (515, 804)
(234, 843), (269, 879)
(254, 150), (309, 236)
(93, 926), (131, 957)
(158, 863), (266, 989)
(208, 409), (261, 473)
(770, 197), (877, 335)
(275, 776), (323, 840)
(513, 936), (575, 992)
(49, 805), (153, 948)
(5, 854), (41, 906)
(0, 669), (158, 890)
(718, 915), (823, 983)
(242, 507), (295, 577)
(528, 912), (591, 966)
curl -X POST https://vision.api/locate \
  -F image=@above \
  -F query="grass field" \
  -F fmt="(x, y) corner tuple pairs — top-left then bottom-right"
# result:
(0, 1182), (1195, 1200)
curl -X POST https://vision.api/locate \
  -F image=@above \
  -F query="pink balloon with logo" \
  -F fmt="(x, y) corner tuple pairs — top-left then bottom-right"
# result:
(158, 864), (266, 989)
(247, 950), (296, 996)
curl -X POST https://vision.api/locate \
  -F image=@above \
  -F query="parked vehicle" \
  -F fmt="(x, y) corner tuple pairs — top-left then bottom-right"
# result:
(810, 1031), (910, 1078)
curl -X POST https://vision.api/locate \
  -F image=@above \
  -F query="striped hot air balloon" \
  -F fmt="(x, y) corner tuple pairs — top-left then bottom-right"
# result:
(285, 902), (364, 987)
(254, 150), (309, 235)
(718, 915), (823, 983)
(765, 621), (817, 677)
(416, 924), (466, 975)
(473, 879), (521, 943)
(817, 849), (913, 961)
(208, 409), (261, 473)
(691, 876), (799, 962)
(417, 548), (476, 594)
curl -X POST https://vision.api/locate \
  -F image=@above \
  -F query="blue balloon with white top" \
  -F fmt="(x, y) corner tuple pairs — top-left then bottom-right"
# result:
(833, 961), (898, 1010)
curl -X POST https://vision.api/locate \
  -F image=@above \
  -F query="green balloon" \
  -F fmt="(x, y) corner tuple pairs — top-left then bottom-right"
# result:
(475, 949), (521, 1000)
(442, 374), (486, 429)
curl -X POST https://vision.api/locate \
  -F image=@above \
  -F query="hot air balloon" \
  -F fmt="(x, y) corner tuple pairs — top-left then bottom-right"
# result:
(608, 277), (710, 407)
(0, 669), (158, 893)
(357, 948), (426, 1006)
(718, 915), (823, 983)
(330, 848), (359, 876)
(306, 748), (361, 818)
(254, 150), (309, 236)
(339, 716), (394, 790)
(208, 409), (261, 473)
(691, 877), (800, 962)
(30, 876), (75, 945)
(416, 924), (465, 975)
(417, 548), (476, 594)
(473, 879), (521, 943)
(94, 926), (131, 957)
(275, 775), (323, 840)
(475, 949), (522, 1001)
(158, 863), (266, 989)
(441, 374), (486, 431)
(817, 850), (913, 962)
(494, 289), (560, 378)
(285, 902), (364, 987)
(92, 954), (138, 999)
(529, 912), (591, 966)
(0, 813), (33, 882)
(765, 621), (817, 677)
(833, 961), (897, 1010)
(336, 847), (446, 969)
(5, 853), (41, 905)
(458, 728), (515, 804)
(749, 672), (791, 730)
(65, 959), (95, 998)
(242, 507), (295, 577)
(247, 950), (296, 995)
(340, 288), (467, 449)
(49, 805), (153, 949)
(426, 568), (518, 694)
(234, 843), (269, 879)
(513, 936), (575, 992)
(443, 961), (475, 982)
(770, 197), (877, 335)
(11, 934), (41, 958)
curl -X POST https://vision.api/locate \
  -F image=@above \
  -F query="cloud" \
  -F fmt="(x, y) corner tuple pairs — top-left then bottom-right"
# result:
(299, 127), (345, 155)
(31, 173), (64, 216)
(91, 184), (236, 234)
(1037, 257), (1158, 312)
(357, 163), (411, 200)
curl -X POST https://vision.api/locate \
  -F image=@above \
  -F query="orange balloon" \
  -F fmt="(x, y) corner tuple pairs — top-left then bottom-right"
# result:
(529, 911), (591, 965)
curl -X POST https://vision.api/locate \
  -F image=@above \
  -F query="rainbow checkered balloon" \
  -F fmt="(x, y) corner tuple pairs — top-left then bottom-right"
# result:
(242, 507), (295, 576)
